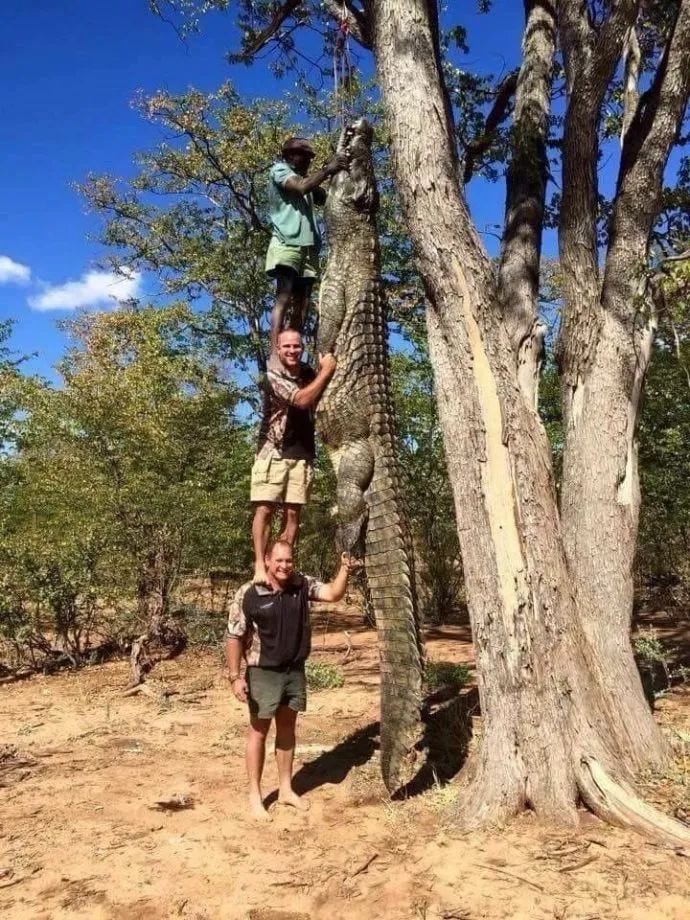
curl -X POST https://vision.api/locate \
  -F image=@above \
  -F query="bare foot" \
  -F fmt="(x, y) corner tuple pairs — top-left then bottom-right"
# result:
(253, 567), (268, 585)
(278, 789), (309, 811)
(249, 794), (271, 822)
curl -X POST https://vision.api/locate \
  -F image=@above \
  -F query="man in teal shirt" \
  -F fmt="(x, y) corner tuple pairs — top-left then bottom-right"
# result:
(266, 137), (348, 349)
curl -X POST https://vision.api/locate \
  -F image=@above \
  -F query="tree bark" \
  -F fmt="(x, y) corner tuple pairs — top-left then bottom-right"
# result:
(129, 541), (184, 686)
(497, 0), (556, 406)
(370, 0), (689, 840)
(558, 0), (690, 770)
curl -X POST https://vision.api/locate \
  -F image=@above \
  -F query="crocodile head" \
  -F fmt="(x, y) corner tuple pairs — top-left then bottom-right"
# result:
(330, 118), (379, 215)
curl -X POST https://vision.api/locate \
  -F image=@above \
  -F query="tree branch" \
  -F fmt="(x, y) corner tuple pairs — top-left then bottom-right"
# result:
(556, 0), (640, 385)
(463, 70), (519, 184)
(231, 0), (304, 62)
(497, 0), (556, 406)
(603, 0), (690, 315)
(621, 24), (641, 144)
(323, 0), (373, 48)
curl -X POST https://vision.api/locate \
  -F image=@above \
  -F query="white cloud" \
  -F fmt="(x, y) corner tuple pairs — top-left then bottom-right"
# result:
(28, 269), (142, 312)
(0, 255), (31, 285)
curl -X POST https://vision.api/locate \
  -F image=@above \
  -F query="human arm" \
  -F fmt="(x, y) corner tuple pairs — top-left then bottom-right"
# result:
(282, 153), (349, 197)
(317, 553), (363, 603)
(225, 636), (248, 702)
(225, 584), (250, 702)
(290, 354), (337, 409)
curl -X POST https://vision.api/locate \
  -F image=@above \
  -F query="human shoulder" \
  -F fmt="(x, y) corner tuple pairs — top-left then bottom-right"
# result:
(293, 572), (326, 600)
(226, 581), (253, 638)
(234, 580), (254, 605)
(270, 160), (297, 188)
(266, 352), (297, 395)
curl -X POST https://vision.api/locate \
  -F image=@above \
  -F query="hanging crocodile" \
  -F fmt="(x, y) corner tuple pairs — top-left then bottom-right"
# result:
(316, 119), (424, 792)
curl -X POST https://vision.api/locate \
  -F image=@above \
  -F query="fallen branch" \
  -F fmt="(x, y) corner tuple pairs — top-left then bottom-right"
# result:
(349, 852), (378, 878)
(0, 669), (34, 685)
(122, 683), (158, 699)
(579, 755), (690, 851)
(559, 854), (599, 872)
(0, 875), (29, 890)
(473, 863), (544, 893)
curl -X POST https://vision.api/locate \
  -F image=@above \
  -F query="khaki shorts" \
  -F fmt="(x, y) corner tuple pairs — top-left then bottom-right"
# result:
(265, 238), (319, 280)
(250, 455), (314, 505)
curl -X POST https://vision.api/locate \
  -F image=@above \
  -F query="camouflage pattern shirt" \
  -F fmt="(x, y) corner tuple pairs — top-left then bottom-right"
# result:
(256, 353), (316, 462)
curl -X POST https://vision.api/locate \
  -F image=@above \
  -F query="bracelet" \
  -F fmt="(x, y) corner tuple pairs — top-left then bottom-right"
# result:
(229, 673), (241, 682)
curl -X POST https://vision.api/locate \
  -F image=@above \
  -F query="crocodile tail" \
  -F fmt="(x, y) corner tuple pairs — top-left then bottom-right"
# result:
(365, 442), (425, 792)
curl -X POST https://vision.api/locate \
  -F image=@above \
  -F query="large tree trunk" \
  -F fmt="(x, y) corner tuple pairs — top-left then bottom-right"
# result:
(558, 0), (690, 770)
(370, 0), (690, 839)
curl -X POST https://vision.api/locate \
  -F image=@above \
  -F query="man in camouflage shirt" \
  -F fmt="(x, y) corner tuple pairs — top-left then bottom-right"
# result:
(226, 539), (359, 820)
(250, 328), (335, 583)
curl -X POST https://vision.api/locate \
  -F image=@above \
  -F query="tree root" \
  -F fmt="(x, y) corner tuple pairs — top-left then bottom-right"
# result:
(578, 755), (690, 851)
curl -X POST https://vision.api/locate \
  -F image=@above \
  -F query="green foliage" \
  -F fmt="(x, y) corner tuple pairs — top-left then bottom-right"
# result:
(0, 305), (254, 667)
(78, 85), (297, 374)
(424, 660), (470, 691)
(637, 257), (690, 600)
(305, 659), (344, 690)
(391, 343), (463, 624)
(634, 627), (668, 666)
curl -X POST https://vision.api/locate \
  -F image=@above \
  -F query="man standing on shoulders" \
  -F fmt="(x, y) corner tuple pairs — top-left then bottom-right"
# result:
(250, 329), (335, 585)
(226, 540), (359, 821)
(266, 136), (348, 344)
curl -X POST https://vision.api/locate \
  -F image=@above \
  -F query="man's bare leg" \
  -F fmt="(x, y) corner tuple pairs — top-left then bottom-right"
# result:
(270, 270), (297, 352)
(288, 280), (312, 333)
(247, 714), (272, 820)
(279, 503), (301, 548)
(252, 503), (274, 583)
(275, 705), (307, 810)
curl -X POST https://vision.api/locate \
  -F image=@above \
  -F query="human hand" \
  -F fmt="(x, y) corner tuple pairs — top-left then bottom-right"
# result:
(327, 152), (349, 175)
(231, 677), (248, 703)
(319, 353), (337, 375)
(340, 552), (363, 574)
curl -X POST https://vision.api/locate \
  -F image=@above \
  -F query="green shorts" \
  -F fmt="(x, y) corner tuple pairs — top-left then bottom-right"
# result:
(246, 663), (307, 719)
(265, 238), (319, 280)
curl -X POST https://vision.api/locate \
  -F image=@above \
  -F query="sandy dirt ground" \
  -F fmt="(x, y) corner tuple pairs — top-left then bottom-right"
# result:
(1, 603), (690, 920)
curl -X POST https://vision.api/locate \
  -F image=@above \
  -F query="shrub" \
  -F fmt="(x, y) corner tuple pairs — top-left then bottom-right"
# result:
(424, 660), (470, 691)
(305, 660), (344, 690)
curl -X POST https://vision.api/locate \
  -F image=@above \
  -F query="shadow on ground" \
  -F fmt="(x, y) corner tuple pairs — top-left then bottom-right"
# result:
(267, 683), (479, 806)
(396, 684), (478, 799)
(263, 722), (380, 807)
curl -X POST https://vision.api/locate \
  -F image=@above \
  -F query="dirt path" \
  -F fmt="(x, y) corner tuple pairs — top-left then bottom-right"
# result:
(1, 606), (689, 919)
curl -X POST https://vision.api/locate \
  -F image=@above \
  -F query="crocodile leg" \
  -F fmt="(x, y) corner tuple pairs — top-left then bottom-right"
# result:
(333, 438), (374, 558)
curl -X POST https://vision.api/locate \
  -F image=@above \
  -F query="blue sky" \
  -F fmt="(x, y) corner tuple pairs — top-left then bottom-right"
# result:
(0, 0), (525, 379)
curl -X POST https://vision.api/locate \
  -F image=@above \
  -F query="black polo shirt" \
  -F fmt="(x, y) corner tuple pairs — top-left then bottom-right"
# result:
(243, 578), (312, 667)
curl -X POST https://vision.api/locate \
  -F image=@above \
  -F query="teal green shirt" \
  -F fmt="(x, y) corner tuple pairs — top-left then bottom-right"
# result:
(267, 161), (321, 248)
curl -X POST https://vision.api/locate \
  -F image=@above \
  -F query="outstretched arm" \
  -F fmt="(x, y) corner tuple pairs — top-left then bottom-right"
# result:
(318, 553), (363, 603)
(283, 153), (349, 196)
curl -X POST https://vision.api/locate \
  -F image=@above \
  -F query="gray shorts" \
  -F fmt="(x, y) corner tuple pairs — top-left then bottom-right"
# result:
(246, 664), (307, 719)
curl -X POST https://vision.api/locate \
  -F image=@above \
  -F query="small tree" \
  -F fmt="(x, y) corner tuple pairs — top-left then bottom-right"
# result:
(7, 305), (252, 681)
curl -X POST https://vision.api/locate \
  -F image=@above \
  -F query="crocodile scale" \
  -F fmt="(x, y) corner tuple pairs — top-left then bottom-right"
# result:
(316, 119), (424, 791)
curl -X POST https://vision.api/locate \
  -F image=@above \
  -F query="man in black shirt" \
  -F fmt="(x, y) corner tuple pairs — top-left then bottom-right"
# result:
(250, 329), (336, 584)
(226, 540), (359, 820)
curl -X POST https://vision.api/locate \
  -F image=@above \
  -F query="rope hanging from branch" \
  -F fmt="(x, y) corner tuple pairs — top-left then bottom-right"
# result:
(333, 3), (353, 128)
